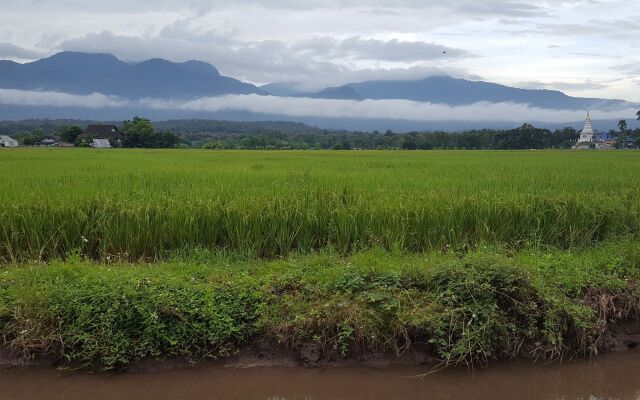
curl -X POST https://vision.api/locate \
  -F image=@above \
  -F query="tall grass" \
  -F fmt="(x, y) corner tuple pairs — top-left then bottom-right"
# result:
(1, 149), (639, 262)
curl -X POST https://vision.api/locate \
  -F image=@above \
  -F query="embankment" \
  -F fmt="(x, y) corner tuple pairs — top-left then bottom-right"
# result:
(1, 241), (639, 371)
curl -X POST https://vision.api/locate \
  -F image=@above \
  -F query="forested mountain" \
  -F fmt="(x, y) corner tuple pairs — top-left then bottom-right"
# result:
(0, 52), (264, 99)
(0, 52), (634, 111)
(300, 76), (631, 110)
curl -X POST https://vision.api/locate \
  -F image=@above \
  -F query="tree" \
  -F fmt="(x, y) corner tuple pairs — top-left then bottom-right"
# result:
(401, 136), (417, 150)
(122, 117), (155, 148)
(22, 129), (46, 145)
(551, 127), (578, 149)
(74, 134), (93, 147)
(120, 117), (180, 148)
(203, 141), (224, 149)
(58, 125), (83, 143)
(618, 119), (628, 133)
(617, 119), (628, 149)
(633, 129), (640, 149)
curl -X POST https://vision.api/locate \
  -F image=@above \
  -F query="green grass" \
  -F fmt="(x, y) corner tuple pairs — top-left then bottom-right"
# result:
(1, 149), (640, 261)
(1, 242), (639, 370)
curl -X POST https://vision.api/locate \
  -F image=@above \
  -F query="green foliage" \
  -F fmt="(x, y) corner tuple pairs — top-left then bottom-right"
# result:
(57, 125), (83, 143)
(74, 133), (93, 147)
(617, 120), (629, 149)
(619, 120), (628, 133)
(121, 117), (180, 148)
(192, 125), (581, 150)
(0, 262), (261, 369)
(2, 119), (637, 149)
(203, 140), (224, 149)
(20, 129), (47, 145)
(2, 243), (639, 370)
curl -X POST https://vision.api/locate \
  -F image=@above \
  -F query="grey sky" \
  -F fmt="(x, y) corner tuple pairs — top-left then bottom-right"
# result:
(1, 0), (639, 100)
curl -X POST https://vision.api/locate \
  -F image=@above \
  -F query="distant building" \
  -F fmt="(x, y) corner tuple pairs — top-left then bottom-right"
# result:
(83, 125), (122, 148)
(52, 142), (75, 148)
(577, 110), (595, 143)
(85, 125), (122, 139)
(0, 135), (18, 147)
(91, 138), (112, 148)
(572, 110), (615, 150)
(594, 132), (617, 149)
(35, 138), (57, 147)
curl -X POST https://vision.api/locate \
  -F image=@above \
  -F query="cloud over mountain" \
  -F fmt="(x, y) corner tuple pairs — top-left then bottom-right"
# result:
(3, 0), (638, 101)
(1, 88), (636, 126)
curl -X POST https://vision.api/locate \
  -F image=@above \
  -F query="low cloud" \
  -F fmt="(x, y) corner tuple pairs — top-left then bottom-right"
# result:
(142, 94), (637, 123)
(1, 88), (637, 123)
(517, 80), (614, 92)
(0, 43), (44, 60)
(0, 89), (129, 108)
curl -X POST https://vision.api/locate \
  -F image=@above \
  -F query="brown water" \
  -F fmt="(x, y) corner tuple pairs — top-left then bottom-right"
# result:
(1, 351), (639, 400)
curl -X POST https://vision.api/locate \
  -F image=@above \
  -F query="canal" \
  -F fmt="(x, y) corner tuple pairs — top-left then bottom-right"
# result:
(1, 350), (638, 399)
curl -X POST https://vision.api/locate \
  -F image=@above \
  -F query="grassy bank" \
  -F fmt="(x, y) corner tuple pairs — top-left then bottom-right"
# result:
(2, 149), (640, 261)
(2, 242), (639, 370)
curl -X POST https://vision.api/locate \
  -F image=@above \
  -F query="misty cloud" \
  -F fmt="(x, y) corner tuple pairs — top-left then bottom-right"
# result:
(143, 95), (636, 123)
(517, 80), (615, 92)
(1, 89), (636, 124)
(0, 89), (129, 108)
(0, 43), (44, 60)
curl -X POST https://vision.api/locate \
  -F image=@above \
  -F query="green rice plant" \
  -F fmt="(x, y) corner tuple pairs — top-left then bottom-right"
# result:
(1, 149), (639, 262)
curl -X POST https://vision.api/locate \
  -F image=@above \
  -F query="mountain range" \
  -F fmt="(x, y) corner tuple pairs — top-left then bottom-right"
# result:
(0, 52), (263, 99)
(304, 78), (633, 110)
(0, 52), (637, 131)
(0, 52), (634, 109)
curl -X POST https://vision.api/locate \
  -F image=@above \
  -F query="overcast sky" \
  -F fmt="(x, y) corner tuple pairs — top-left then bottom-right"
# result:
(1, 0), (639, 101)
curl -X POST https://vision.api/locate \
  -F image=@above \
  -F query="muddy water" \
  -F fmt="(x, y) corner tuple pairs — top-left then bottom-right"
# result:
(1, 351), (639, 400)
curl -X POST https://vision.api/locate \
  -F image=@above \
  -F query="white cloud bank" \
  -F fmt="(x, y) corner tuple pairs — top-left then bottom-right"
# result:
(0, 89), (637, 123)
(0, 89), (128, 108)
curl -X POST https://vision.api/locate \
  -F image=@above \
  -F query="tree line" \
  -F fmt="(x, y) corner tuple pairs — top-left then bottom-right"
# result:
(201, 122), (640, 150)
(4, 112), (640, 150)
(9, 117), (182, 148)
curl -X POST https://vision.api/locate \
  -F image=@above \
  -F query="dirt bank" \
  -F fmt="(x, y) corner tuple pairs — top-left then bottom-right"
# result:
(3, 318), (640, 373)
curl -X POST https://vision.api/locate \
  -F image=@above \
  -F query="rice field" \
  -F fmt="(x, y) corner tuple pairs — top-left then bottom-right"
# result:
(1, 148), (639, 262)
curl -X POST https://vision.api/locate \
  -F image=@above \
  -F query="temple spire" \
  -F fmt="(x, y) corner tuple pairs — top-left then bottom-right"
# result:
(580, 108), (594, 138)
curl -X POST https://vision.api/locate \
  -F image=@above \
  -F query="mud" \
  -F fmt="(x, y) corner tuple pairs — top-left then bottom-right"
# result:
(601, 319), (640, 352)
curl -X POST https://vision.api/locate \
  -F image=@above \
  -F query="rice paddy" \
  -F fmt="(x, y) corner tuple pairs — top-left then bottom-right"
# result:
(1, 148), (639, 262)
(2, 148), (640, 369)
